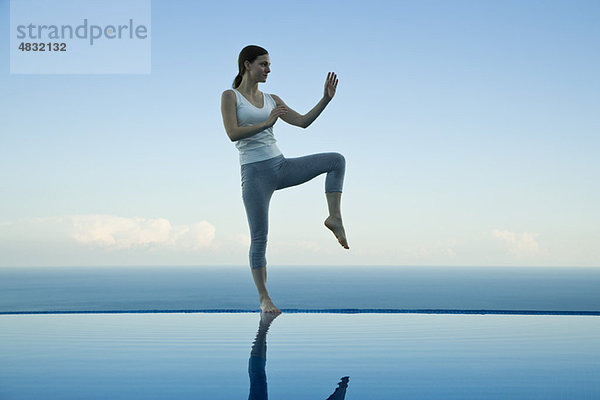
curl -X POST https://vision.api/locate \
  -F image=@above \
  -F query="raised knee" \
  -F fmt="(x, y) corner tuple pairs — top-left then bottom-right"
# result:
(333, 152), (345, 168)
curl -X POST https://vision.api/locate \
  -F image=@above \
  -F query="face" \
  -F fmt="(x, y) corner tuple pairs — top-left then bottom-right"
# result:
(245, 54), (271, 83)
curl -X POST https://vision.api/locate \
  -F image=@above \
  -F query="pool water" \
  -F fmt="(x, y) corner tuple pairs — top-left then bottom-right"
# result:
(1, 312), (598, 399)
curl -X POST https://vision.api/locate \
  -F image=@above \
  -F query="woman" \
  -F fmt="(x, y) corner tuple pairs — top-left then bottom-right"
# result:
(221, 45), (349, 313)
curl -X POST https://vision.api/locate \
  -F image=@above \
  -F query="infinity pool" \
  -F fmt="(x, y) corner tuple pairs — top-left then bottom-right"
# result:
(1, 312), (598, 399)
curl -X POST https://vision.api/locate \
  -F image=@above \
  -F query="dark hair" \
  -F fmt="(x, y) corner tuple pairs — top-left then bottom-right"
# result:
(232, 45), (268, 88)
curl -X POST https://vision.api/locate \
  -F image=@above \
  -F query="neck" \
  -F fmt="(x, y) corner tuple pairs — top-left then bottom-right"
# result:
(237, 76), (259, 95)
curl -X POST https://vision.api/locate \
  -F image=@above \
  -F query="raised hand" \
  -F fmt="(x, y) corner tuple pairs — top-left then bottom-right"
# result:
(324, 72), (338, 100)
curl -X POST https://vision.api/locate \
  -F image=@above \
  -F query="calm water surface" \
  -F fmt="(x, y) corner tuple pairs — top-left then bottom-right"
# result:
(1, 313), (599, 399)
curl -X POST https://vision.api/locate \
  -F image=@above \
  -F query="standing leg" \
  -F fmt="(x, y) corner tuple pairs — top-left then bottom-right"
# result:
(243, 184), (280, 312)
(250, 267), (279, 313)
(242, 159), (283, 313)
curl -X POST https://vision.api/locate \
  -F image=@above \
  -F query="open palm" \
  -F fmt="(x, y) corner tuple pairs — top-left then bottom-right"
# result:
(324, 72), (338, 100)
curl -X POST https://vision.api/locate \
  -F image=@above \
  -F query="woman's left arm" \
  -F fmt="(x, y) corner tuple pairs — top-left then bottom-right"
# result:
(273, 72), (338, 129)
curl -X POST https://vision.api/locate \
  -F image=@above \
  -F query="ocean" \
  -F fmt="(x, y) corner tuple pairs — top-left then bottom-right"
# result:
(1, 265), (599, 313)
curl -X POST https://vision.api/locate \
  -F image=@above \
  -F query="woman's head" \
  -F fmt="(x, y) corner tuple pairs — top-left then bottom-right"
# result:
(233, 45), (270, 88)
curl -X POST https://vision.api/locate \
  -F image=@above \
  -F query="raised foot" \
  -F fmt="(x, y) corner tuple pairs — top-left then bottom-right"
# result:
(260, 297), (282, 313)
(324, 216), (349, 249)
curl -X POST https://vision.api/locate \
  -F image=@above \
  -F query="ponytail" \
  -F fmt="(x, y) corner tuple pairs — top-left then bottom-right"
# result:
(233, 73), (243, 89)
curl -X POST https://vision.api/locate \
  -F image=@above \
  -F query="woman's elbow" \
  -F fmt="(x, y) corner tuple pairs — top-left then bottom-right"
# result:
(224, 127), (238, 142)
(299, 117), (309, 129)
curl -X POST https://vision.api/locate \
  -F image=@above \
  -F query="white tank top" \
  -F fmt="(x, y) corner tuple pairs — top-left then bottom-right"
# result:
(231, 88), (282, 165)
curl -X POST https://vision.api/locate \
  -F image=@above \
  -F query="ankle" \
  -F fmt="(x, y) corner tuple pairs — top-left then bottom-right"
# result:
(259, 294), (271, 302)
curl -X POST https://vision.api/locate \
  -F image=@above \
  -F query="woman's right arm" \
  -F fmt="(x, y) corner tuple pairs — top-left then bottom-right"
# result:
(221, 90), (287, 142)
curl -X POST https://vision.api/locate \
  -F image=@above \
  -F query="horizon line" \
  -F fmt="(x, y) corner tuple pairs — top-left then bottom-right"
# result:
(1, 265), (600, 269)
(2, 309), (599, 316)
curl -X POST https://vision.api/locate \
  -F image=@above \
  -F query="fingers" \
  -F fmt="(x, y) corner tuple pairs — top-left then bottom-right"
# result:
(271, 105), (287, 113)
(326, 72), (338, 88)
(270, 105), (288, 122)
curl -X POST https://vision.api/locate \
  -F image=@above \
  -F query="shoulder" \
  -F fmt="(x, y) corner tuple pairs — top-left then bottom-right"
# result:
(221, 89), (238, 105)
(269, 93), (286, 106)
(222, 89), (236, 98)
(221, 89), (238, 114)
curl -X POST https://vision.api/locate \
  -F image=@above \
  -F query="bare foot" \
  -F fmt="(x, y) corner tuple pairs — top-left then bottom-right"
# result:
(260, 296), (282, 313)
(324, 216), (349, 249)
(260, 310), (281, 326)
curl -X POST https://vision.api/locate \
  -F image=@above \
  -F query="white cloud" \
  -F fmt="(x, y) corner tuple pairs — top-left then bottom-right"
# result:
(234, 233), (251, 248)
(491, 229), (542, 257)
(1, 214), (215, 251)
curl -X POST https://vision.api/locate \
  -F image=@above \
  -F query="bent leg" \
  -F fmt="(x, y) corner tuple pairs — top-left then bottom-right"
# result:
(276, 152), (345, 193)
(324, 192), (349, 249)
(276, 152), (349, 249)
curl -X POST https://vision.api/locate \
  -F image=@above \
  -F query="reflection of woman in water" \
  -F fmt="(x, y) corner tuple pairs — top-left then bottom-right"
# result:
(221, 45), (349, 313)
(249, 312), (349, 400)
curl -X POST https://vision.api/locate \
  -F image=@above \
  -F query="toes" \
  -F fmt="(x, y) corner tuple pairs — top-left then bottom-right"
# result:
(338, 238), (349, 249)
(325, 219), (349, 249)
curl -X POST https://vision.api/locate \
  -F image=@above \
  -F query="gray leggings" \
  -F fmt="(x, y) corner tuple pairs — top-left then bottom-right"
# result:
(241, 152), (345, 269)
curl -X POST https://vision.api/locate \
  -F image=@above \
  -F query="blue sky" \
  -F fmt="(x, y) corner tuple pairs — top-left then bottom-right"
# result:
(0, 0), (598, 267)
